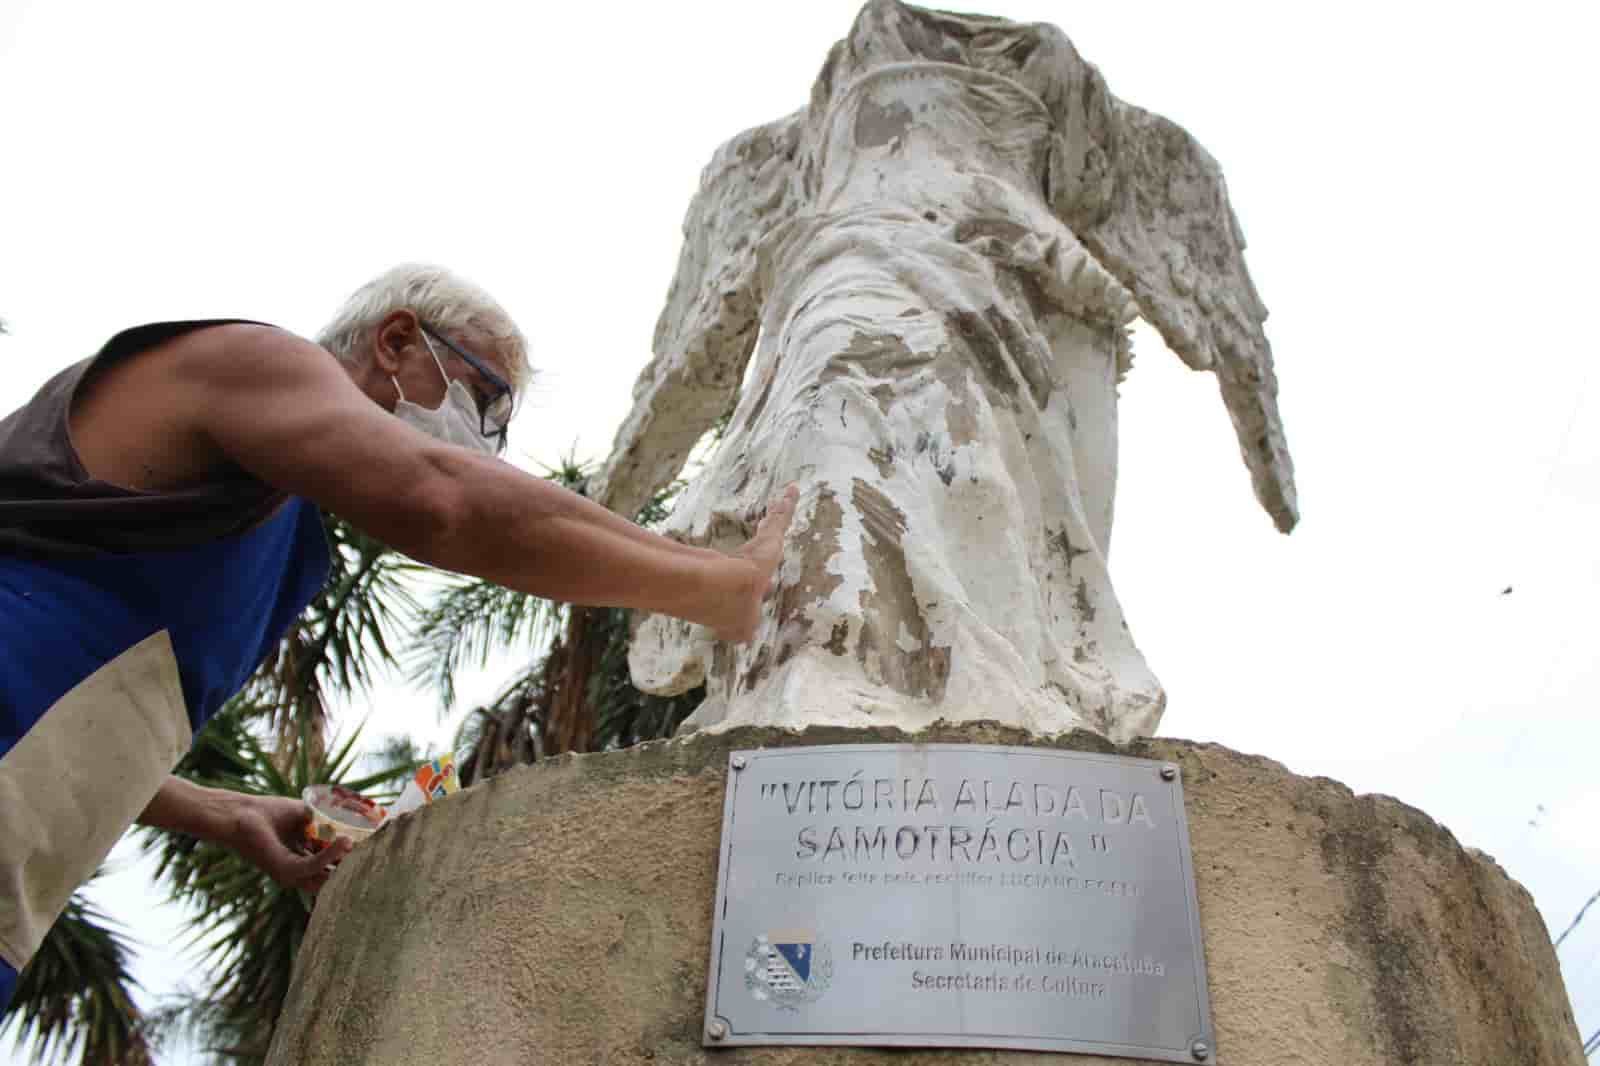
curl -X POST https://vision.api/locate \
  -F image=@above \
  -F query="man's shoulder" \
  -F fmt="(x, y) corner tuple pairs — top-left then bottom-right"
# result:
(157, 319), (325, 370)
(69, 320), (323, 492)
(138, 321), (343, 402)
(100, 318), (282, 366)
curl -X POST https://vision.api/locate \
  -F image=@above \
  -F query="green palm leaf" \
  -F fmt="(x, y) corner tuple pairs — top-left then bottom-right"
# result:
(453, 670), (546, 786)
(405, 452), (596, 716)
(1, 874), (152, 1066)
(438, 459), (705, 773)
(237, 513), (422, 763)
(406, 575), (555, 712)
(140, 704), (423, 1066)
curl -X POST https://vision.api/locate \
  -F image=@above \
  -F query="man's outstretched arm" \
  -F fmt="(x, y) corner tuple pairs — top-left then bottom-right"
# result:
(174, 324), (795, 642)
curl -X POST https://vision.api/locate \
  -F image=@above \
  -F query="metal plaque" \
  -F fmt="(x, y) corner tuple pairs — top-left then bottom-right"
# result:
(703, 744), (1214, 1061)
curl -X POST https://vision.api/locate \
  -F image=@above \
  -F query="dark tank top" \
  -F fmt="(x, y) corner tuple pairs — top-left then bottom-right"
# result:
(0, 319), (288, 557)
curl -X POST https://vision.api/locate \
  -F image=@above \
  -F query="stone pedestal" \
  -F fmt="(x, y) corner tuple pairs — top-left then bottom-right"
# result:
(265, 725), (1584, 1065)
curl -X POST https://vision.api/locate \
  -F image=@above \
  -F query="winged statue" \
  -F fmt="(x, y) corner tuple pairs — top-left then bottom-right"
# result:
(591, 0), (1295, 743)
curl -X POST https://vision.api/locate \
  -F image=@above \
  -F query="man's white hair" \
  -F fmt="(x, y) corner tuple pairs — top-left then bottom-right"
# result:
(317, 263), (532, 389)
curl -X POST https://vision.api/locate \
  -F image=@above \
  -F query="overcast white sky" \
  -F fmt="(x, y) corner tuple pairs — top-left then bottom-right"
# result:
(3, 1), (1597, 1061)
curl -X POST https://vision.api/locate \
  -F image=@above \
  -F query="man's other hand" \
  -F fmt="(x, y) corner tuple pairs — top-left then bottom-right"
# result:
(230, 794), (354, 894)
(140, 778), (354, 895)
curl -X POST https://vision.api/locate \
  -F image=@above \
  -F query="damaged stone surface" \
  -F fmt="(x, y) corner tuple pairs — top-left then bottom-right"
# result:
(266, 725), (1583, 1066)
(596, 0), (1296, 744)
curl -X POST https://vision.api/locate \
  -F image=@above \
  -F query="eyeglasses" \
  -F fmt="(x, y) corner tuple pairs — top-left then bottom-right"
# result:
(418, 321), (515, 454)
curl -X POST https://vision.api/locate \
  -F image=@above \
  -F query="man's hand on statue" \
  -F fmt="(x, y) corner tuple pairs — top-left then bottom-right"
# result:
(229, 793), (353, 895)
(718, 483), (800, 643)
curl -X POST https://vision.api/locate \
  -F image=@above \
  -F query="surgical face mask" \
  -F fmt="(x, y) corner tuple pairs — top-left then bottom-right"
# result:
(391, 333), (500, 457)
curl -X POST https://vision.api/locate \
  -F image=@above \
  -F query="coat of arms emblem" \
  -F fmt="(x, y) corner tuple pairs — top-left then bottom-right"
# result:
(745, 929), (833, 1009)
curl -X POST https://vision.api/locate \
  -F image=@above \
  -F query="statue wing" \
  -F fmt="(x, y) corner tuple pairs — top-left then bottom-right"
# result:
(593, 112), (805, 520)
(1067, 100), (1299, 533)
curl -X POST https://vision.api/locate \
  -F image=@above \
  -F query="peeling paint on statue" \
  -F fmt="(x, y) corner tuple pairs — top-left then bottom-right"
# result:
(597, 0), (1295, 742)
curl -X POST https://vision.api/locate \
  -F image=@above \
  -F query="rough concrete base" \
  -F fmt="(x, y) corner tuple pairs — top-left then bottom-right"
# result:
(266, 725), (1584, 1065)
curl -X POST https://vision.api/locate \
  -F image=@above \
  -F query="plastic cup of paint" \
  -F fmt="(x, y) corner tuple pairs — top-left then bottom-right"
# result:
(302, 784), (387, 849)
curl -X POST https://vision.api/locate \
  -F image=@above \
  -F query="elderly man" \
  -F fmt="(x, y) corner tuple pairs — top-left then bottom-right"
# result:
(0, 264), (797, 1012)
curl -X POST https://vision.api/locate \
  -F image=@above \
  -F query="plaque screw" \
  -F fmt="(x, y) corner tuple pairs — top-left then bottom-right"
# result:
(730, 755), (748, 771)
(1161, 765), (1178, 781)
(1190, 1039), (1210, 1060)
(707, 1019), (729, 1041)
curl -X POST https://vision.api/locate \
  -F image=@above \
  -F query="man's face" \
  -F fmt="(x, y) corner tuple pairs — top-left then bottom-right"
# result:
(378, 313), (517, 452)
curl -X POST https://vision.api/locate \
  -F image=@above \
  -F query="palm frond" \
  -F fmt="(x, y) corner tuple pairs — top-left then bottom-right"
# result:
(442, 462), (703, 770)
(311, 517), (424, 697)
(401, 453), (614, 716)
(140, 703), (419, 1066)
(406, 576), (555, 712)
(539, 471), (698, 754)
(407, 451), (603, 762)
(2, 877), (152, 1066)
(455, 671), (545, 787)
(535, 450), (592, 494)
(1556, 885), (1600, 949)
(139, 990), (242, 1063)
(452, 707), (493, 768)
(237, 513), (422, 763)
(357, 733), (424, 780)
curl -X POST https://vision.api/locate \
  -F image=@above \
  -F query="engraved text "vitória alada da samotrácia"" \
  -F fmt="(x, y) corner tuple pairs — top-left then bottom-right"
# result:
(770, 776), (1157, 869)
